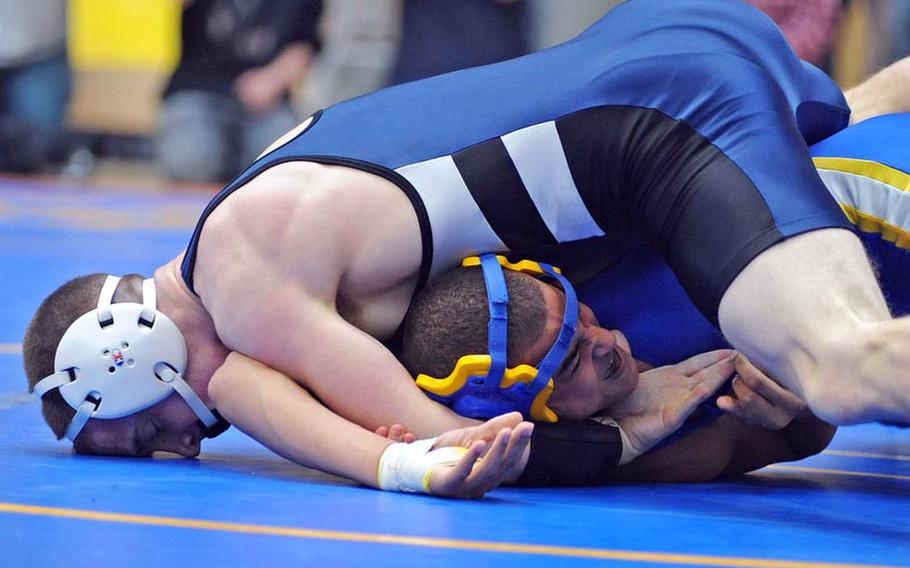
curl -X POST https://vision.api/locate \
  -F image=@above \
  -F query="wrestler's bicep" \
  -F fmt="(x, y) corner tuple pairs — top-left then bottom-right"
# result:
(236, 294), (472, 437)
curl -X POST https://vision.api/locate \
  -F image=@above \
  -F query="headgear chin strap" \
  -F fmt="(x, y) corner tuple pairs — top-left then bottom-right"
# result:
(33, 275), (221, 442)
(416, 254), (578, 423)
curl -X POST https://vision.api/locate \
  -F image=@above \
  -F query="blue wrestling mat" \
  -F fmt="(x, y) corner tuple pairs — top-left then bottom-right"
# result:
(1, 176), (908, 567)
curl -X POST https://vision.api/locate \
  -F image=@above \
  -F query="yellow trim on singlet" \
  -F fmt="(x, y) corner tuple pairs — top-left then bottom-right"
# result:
(812, 157), (910, 192)
(813, 157), (910, 251)
(838, 204), (910, 251)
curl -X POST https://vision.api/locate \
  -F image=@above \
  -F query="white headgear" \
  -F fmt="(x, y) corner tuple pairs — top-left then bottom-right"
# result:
(33, 275), (219, 441)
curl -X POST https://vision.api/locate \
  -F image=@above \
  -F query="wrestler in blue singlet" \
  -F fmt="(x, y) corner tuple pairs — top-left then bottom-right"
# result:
(579, 113), (910, 367)
(181, 0), (850, 326)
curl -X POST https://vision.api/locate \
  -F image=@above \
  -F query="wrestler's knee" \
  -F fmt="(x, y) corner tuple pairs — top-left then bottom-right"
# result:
(801, 322), (902, 425)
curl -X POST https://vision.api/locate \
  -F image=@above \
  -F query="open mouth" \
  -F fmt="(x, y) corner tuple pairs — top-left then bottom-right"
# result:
(604, 349), (622, 381)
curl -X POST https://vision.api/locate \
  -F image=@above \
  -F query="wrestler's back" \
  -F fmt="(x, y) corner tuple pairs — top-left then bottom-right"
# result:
(191, 161), (424, 347)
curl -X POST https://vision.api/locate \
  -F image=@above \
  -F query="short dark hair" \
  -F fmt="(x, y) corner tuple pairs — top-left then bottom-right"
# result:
(23, 274), (143, 439)
(400, 265), (548, 379)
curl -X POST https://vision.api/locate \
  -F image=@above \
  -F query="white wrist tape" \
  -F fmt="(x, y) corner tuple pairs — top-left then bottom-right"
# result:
(377, 438), (468, 494)
(589, 416), (636, 465)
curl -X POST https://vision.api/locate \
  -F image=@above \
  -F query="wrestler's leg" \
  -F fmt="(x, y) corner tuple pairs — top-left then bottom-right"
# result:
(718, 228), (910, 425)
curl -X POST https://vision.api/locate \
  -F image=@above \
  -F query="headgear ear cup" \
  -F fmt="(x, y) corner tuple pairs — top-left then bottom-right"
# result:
(33, 276), (220, 441)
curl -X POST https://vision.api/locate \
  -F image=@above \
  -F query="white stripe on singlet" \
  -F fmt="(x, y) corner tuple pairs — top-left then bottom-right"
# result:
(396, 155), (506, 278)
(816, 168), (910, 236)
(501, 121), (604, 242)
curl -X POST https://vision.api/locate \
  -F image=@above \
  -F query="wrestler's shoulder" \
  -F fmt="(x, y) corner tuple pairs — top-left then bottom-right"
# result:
(193, 162), (358, 317)
(211, 161), (397, 224)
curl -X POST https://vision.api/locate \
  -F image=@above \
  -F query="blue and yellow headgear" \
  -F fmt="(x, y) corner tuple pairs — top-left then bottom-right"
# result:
(416, 254), (578, 423)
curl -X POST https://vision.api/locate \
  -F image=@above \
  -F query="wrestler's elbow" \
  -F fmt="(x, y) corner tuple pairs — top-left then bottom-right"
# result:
(207, 368), (230, 409)
(207, 352), (260, 409)
(784, 417), (837, 459)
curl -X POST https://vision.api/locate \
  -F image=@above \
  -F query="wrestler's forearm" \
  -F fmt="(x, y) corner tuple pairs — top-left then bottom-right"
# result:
(240, 300), (479, 439)
(209, 352), (390, 487)
(716, 414), (835, 477)
(845, 56), (910, 124)
(362, 380), (479, 438)
(601, 418), (741, 483)
(323, 377), (478, 438)
(603, 412), (833, 483)
(776, 412), (837, 460)
(297, 341), (478, 437)
(271, 323), (478, 438)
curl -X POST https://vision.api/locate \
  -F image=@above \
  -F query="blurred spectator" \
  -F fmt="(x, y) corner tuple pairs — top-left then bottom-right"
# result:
(834, 1), (893, 88)
(886, 0), (910, 63)
(389, 0), (529, 86)
(528, 0), (618, 51)
(747, 0), (843, 68)
(159, 0), (322, 184)
(298, 0), (400, 112)
(0, 0), (71, 174)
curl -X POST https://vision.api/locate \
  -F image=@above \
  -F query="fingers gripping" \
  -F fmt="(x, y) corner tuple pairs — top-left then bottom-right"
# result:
(734, 354), (806, 412)
(718, 354), (808, 429)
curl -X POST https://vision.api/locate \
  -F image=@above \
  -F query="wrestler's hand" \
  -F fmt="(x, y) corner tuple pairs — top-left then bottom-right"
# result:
(716, 353), (808, 430)
(607, 349), (734, 461)
(234, 67), (285, 114)
(428, 412), (533, 498)
(375, 424), (417, 443)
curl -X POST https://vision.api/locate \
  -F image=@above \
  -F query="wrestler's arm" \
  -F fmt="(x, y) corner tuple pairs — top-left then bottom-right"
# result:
(719, 412), (836, 477)
(208, 352), (392, 485)
(513, 351), (738, 486)
(602, 412), (835, 483)
(208, 351), (532, 495)
(223, 284), (478, 439)
(514, 353), (833, 485)
(602, 356), (836, 483)
(844, 55), (910, 123)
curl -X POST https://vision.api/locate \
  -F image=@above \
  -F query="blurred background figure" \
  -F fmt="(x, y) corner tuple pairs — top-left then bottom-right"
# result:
(158, 0), (322, 184)
(528, 0), (619, 49)
(297, 0), (400, 112)
(0, 0), (71, 174)
(882, 0), (910, 68)
(746, 0), (844, 70)
(388, 0), (529, 86)
(5, 0), (900, 186)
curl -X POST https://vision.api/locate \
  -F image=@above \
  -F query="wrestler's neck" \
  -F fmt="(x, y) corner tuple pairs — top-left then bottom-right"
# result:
(154, 258), (229, 402)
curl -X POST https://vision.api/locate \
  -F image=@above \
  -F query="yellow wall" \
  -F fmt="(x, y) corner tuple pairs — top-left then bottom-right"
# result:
(69, 0), (181, 72)
(67, 0), (182, 134)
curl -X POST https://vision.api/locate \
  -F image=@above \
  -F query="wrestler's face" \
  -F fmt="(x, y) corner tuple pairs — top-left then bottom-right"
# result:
(523, 280), (638, 420)
(73, 393), (204, 458)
